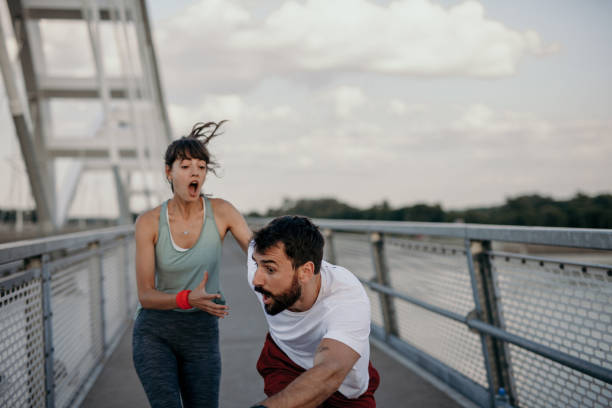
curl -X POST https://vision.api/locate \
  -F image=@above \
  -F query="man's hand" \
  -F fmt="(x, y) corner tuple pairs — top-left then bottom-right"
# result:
(257, 338), (359, 408)
(188, 271), (229, 318)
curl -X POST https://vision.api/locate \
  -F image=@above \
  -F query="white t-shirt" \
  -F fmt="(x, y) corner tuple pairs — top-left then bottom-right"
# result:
(247, 243), (371, 399)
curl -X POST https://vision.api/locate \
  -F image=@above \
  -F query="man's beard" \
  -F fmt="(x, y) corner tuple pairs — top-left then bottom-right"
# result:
(254, 272), (301, 315)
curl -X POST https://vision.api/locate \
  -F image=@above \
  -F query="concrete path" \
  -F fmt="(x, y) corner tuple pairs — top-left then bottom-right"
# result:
(82, 236), (466, 407)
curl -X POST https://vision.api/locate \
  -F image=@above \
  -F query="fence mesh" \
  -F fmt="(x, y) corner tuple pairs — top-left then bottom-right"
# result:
(51, 257), (103, 408)
(0, 232), (134, 408)
(385, 237), (489, 388)
(332, 232), (384, 327)
(102, 245), (126, 345)
(0, 274), (46, 408)
(491, 253), (612, 408)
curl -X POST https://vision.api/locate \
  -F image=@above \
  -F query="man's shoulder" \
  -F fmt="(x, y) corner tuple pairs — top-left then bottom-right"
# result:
(321, 262), (368, 302)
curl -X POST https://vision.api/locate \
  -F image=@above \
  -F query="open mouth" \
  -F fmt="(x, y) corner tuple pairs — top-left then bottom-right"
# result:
(188, 181), (199, 195)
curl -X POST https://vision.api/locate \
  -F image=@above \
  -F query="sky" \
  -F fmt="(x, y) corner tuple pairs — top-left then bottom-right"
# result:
(1, 0), (611, 217)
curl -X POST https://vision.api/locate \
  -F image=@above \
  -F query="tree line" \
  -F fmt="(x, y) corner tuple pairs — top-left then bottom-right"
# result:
(248, 193), (612, 229)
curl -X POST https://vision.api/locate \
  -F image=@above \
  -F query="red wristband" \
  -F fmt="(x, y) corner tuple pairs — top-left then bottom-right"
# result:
(176, 290), (192, 309)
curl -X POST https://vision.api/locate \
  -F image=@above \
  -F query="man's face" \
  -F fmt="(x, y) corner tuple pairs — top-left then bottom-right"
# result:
(252, 243), (302, 315)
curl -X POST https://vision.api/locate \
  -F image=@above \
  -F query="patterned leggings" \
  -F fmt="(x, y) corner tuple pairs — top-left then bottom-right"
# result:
(132, 309), (221, 408)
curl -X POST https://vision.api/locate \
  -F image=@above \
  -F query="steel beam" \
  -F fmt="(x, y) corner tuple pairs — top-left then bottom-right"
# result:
(55, 160), (84, 226)
(137, 0), (172, 142)
(112, 165), (131, 224)
(47, 146), (139, 159)
(37, 76), (138, 98)
(0, 15), (55, 230)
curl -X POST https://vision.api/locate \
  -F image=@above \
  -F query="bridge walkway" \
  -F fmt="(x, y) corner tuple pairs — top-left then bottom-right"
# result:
(82, 236), (470, 407)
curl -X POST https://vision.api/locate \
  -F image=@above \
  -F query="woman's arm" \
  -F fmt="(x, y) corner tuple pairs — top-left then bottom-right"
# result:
(212, 198), (253, 252)
(134, 209), (178, 310)
(134, 209), (228, 317)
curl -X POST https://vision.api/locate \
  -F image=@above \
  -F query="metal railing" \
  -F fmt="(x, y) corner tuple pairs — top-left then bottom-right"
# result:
(0, 226), (136, 408)
(2, 220), (611, 408)
(250, 218), (612, 408)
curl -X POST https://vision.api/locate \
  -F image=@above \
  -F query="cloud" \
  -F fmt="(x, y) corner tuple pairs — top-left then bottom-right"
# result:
(157, 0), (557, 97)
(325, 86), (366, 118)
(388, 100), (428, 116)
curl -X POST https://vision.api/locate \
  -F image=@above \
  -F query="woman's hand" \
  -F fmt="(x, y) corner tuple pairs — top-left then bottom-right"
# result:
(188, 271), (229, 318)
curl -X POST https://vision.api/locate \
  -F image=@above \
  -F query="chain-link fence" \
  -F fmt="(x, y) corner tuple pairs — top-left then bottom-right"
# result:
(0, 226), (136, 408)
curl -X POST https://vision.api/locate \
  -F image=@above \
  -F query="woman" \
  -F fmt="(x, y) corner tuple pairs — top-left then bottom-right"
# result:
(132, 121), (252, 408)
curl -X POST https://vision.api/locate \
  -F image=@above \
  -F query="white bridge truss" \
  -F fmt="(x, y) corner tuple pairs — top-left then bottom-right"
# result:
(0, 0), (171, 231)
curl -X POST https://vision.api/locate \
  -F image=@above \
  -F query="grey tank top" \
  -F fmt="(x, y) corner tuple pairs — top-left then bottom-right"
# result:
(154, 195), (224, 312)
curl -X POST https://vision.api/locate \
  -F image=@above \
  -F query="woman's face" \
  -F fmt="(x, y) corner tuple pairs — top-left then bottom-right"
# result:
(166, 157), (207, 202)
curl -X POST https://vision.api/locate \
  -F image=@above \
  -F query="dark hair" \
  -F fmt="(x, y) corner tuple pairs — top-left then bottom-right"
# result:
(254, 215), (324, 274)
(164, 120), (226, 172)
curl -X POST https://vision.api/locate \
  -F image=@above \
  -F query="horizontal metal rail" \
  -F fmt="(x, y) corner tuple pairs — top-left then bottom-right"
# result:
(363, 279), (466, 323)
(490, 250), (612, 271)
(315, 219), (612, 250)
(0, 225), (134, 265)
(248, 217), (612, 250)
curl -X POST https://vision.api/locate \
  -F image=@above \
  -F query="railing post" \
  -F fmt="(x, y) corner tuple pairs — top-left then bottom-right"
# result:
(88, 242), (105, 358)
(471, 240), (516, 407)
(39, 254), (55, 408)
(123, 236), (132, 317)
(370, 232), (399, 338)
(322, 229), (337, 264)
(465, 239), (497, 407)
(99, 246), (107, 354)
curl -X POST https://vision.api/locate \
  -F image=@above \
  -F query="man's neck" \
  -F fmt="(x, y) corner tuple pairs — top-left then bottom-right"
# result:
(289, 273), (322, 312)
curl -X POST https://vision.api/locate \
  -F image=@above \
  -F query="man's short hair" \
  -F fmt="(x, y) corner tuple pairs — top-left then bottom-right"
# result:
(253, 215), (324, 274)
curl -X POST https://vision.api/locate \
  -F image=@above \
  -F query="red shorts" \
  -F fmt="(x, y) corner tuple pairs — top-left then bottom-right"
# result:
(256, 333), (380, 407)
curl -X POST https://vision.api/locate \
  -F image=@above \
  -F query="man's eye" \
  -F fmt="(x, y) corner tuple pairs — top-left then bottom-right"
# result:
(267, 267), (274, 274)
(181, 165), (188, 169)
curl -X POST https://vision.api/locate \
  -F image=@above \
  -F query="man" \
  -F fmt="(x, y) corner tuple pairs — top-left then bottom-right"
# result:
(247, 216), (379, 408)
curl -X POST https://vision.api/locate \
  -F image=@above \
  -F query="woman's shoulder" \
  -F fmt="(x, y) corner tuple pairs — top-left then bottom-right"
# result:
(209, 196), (244, 223)
(209, 197), (235, 213)
(135, 205), (163, 236)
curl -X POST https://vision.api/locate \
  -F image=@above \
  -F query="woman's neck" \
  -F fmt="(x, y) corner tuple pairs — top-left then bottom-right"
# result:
(170, 195), (202, 219)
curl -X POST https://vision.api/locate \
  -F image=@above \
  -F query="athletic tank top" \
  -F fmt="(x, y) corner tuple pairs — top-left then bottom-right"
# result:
(153, 195), (224, 312)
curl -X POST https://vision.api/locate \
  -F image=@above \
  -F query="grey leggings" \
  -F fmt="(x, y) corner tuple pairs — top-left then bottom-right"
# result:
(132, 309), (221, 408)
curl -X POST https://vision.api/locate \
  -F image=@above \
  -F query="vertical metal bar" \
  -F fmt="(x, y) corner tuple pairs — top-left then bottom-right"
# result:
(370, 232), (399, 338)
(137, 0), (172, 143)
(465, 239), (496, 408)
(112, 166), (132, 225)
(98, 247), (107, 354)
(323, 229), (337, 264)
(88, 242), (105, 358)
(40, 254), (55, 408)
(479, 242), (517, 406)
(112, 0), (152, 207)
(123, 236), (132, 316)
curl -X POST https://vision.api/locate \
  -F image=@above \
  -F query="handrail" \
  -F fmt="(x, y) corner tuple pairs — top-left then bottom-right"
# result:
(0, 224), (134, 264)
(248, 217), (612, 250)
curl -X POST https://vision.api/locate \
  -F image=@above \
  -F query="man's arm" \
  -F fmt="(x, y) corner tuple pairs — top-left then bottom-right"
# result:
(256, 338), (360, 408)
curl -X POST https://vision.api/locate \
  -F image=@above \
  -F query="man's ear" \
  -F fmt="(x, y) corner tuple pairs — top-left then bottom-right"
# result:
(298, 261), (315, 283)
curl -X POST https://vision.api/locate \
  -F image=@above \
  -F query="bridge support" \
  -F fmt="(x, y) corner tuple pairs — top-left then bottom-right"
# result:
(470, 240), (517, 407)
(371, 233), (399, 338)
